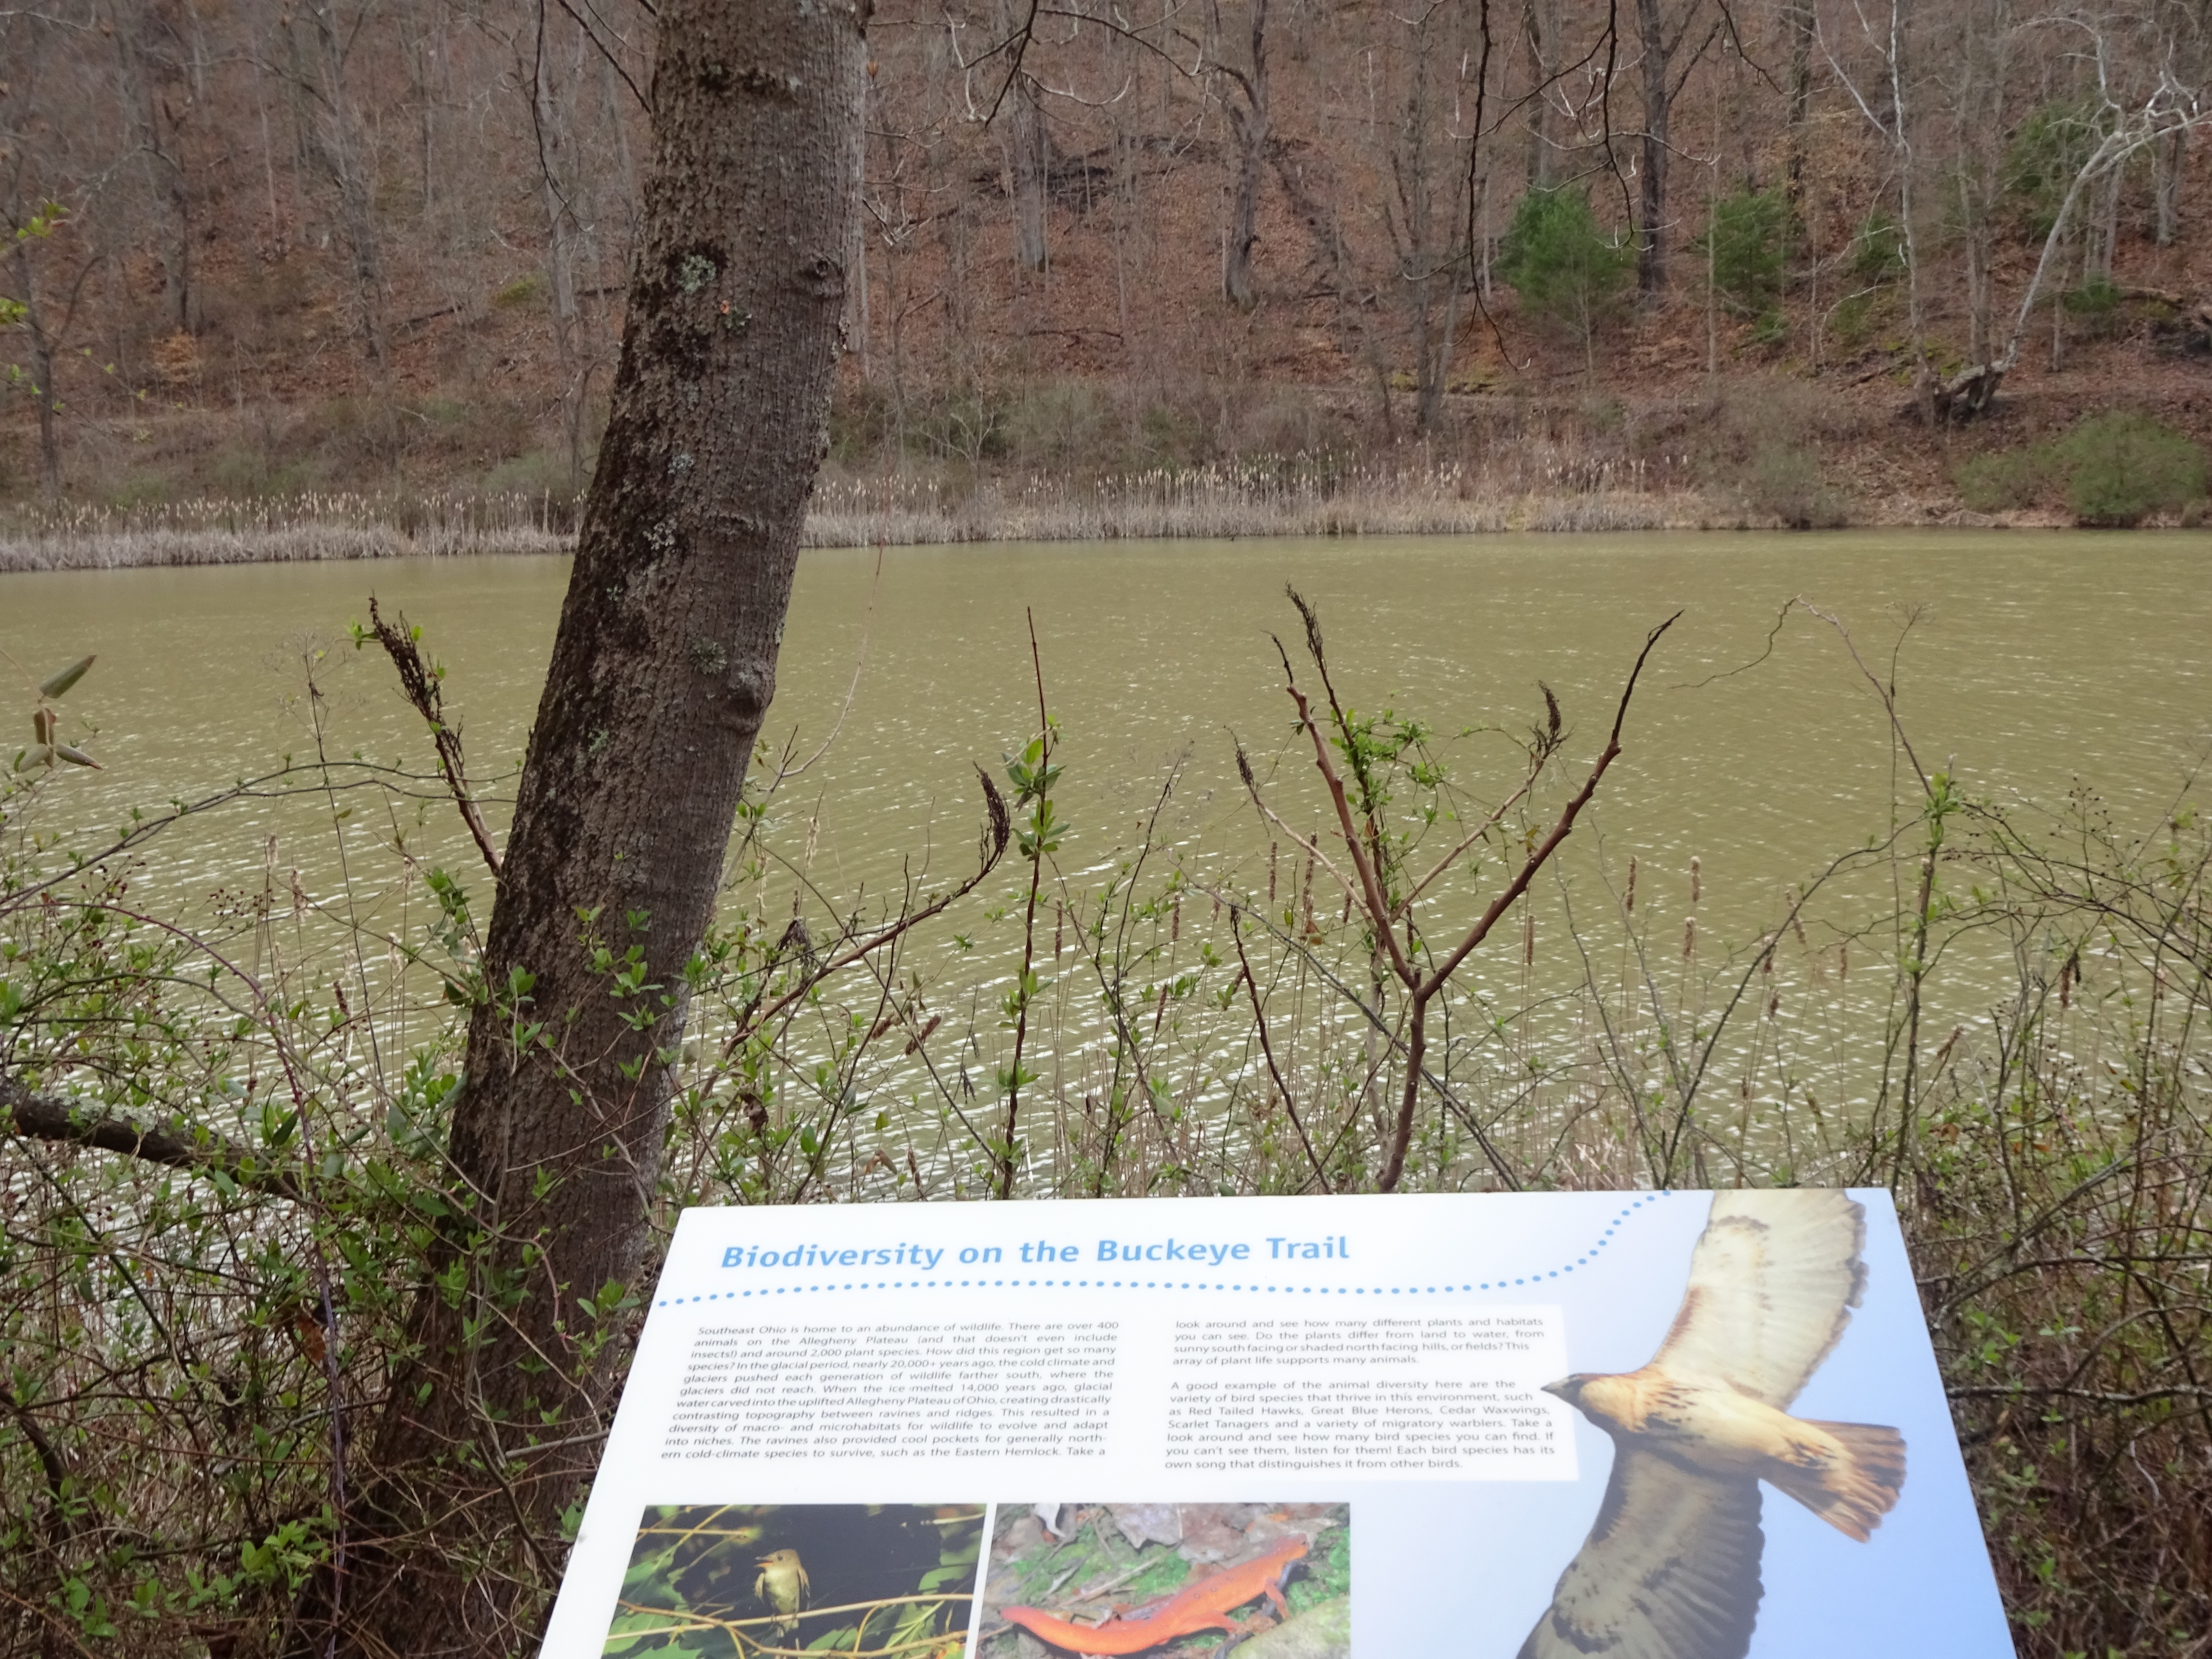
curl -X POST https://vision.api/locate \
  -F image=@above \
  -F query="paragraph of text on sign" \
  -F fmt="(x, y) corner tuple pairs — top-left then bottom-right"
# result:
(1163, 1313), (1570, 1476)
(662, 1321), (1118, 1460)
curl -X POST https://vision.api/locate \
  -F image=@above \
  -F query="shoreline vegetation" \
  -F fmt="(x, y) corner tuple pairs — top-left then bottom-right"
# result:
(0, 464), (2079, 575)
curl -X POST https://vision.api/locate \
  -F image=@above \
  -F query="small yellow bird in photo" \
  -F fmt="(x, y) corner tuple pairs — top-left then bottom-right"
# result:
(755, 1547), (810, 1639)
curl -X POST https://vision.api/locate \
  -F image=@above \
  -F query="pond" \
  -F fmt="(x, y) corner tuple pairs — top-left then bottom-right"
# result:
(5, 530), (2208, 1158)
(5, 530), (2206, 914)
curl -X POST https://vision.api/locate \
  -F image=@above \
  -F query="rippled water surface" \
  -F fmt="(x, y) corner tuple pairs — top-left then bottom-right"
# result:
(5, 530), (2209, 1008)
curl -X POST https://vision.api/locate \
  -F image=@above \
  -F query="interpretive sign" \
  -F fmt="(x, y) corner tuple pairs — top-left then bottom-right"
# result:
(544, 1190), (2014, 1659)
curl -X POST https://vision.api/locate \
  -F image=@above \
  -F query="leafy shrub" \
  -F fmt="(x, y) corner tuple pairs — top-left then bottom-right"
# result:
(1954, 449), (2044, 512)
(2062, 276), (2122, 318)
(480, 448), (581, 499)
(2060, 276), (2126, 342)
(828, 377), (895, 464)
(1694, 186), (1791, 317)
(1740, 439), (1845, 529)
(1497, 187), (1634, 361)
(1955, 411), (2208, 525)
(1828, 290), (1878, 352)
(2057, 410), (2207, 527)
(1234, 393), (1326, 458)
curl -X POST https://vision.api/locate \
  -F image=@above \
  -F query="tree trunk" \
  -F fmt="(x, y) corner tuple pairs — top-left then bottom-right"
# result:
(2155, 126), (2185, 246)
(999, 0), (1050, 274)
(1223, 0), (1270, 308)
(298, 0), (388, 365)
(12, 238), (61, 502)
(1784, 0), (1813, 229)
(1006, 87), (1050, 272)
(287, 2), (868, 1653)
(1636, 0), (1672, 295)
(532, 7), (589, 491)
(112, 1), (195, 335)
(1524, 0), (1558, 187)
(1964, 192), (1992, 365)
(2094, 165), (2122, 281)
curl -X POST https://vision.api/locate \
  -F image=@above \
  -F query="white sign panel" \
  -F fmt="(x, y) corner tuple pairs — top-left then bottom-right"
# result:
(544, 1190), (2014, 1659)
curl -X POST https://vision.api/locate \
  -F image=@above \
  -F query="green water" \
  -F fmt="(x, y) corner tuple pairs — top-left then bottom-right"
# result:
(6, 531), (2207, 904)
(4, 530), (2208, 1086)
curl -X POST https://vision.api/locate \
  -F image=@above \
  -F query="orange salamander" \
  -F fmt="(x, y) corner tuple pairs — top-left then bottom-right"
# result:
(998, 1534), (1309, 1655)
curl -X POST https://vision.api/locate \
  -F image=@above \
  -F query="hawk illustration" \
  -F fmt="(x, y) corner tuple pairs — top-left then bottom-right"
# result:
(1518, 1190), (1907, 1659)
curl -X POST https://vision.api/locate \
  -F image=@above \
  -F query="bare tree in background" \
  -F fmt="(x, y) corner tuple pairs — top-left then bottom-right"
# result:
(1634, 0), (1715, 295)
(1823, 0), (1936, 417)
(285, 0), (388, 364)
(993, 0), (1053, 273)
(527, 1), (592, 489)
(1, 10), (118, 500)
(1927, 0), (2018, 368)
(1216, 0), (1273, 307)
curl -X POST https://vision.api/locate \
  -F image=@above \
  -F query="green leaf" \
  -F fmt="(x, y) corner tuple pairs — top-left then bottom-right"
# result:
(39, 655), (95, 699)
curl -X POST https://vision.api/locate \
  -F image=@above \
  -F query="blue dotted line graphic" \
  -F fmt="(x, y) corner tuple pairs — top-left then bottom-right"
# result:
(652, 1193), (1673, 1309)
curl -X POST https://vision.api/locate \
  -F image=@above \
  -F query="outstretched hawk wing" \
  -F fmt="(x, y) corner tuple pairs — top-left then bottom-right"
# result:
(1651, 1190), (1868, 1407)
(1518, 1448), (1764, 1659)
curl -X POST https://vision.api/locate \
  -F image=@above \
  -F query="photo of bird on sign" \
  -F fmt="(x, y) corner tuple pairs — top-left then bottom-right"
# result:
(604, 1503), (986, 1659)
(1518, 1190), (1907, 1659)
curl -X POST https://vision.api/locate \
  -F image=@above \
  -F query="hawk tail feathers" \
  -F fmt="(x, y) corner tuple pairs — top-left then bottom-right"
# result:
(1771, 1420), (1906, 1542)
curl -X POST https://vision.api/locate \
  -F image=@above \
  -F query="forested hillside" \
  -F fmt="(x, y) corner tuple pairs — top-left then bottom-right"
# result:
(5, 0), (2212, 524)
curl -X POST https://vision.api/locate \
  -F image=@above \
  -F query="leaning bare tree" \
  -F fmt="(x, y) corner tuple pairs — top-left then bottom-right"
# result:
(284, 3), (874, 1653)
(1942, 19), (2209, 417)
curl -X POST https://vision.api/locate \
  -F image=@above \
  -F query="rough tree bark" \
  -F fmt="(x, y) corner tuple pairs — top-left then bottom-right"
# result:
(287, 2), (869, 1654)
(1636, 0), (1674, 295)
(998, 0), (1050, 273)
(1221, 0), (1271, 308)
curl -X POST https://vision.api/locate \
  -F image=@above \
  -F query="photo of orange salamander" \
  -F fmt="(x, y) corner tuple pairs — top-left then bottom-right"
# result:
(998, 1535), (1308, 1656)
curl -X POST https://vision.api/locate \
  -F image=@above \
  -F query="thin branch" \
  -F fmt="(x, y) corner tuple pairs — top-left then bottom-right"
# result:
(1233, 739), (1364, 906)
(1272, 637), (1415, 988)
(4, 1073), (312, 1203)
(1419, 613), (1681, 1000)
(742, 769), (1010, 1040)
(1946, 1383), (2212, 1406)
(365, 599), (504, 878)
(1229, 904), (1330, 1192)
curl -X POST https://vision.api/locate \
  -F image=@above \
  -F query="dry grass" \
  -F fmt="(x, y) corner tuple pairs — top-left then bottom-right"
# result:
(0, 463), (1733, 572)
(0, 490), (572, 572)
(806, 461), (1706, 544)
